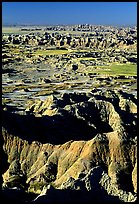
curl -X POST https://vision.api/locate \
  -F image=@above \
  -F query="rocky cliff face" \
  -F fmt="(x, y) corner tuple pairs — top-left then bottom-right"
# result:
(2, 90), (137, 202)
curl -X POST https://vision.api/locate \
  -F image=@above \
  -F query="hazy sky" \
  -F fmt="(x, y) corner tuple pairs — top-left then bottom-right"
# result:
(2, 2), (137, 26)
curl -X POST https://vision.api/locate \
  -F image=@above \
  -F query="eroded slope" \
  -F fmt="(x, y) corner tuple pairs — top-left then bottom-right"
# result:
(2, 90), (137, 202)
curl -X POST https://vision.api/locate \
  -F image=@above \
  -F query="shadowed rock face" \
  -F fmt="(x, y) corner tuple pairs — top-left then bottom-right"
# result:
(2, 90), (137, 202)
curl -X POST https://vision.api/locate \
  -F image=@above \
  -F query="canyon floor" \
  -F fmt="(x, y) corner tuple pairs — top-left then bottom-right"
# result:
(1, 25), (137, 203)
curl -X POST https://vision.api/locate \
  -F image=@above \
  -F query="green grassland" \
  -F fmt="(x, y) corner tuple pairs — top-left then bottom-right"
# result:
(107, 64), (137, 75)
(34, 49), (73, 56)
(87, 64), (137, 76)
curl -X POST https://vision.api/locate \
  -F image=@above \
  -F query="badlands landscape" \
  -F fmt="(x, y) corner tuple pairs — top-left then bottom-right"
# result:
(1, 24), (137, 203)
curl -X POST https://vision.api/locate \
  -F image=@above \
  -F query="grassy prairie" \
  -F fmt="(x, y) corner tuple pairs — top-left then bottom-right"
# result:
(34, 49), (73, 56)
(108, 64), (137, 75)
(87, 64), (137, 76)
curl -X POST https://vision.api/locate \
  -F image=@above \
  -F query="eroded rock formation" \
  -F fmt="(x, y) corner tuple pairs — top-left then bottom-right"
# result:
(2, 90), (137, 202)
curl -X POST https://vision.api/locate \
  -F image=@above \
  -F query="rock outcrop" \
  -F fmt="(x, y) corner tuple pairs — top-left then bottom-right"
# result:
(2, 90), (137, 202)
(2, 25), (137, 50)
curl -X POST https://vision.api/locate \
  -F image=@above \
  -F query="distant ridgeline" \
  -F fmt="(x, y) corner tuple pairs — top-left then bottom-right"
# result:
(2, 25), (137, 51)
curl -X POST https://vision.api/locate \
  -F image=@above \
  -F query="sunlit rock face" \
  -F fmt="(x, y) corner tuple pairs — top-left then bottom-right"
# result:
(2, 90), (137, 202)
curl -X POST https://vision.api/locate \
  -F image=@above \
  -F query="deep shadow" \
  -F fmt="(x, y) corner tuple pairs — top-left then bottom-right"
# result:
(118, 170), (134, 192)
(2, 109), (97, 144)
(31, 187), (124, 204)
(1, 186), (124, 204)
(2, 108), (113, 145)
(2, 68), (17, 74)
(1, 188), (36, 204)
